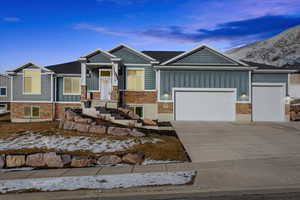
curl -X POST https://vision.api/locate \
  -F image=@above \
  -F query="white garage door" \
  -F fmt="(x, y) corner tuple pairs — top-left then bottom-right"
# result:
(174, 89), (236, 121)
(252, 83), (285, 122)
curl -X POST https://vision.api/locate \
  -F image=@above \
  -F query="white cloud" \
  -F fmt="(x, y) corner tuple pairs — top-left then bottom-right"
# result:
(3, 17), (20, 22)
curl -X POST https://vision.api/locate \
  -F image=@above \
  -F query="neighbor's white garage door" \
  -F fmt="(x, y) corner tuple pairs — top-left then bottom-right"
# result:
(252, 83), (285, 122)
(174, 89), (236, 121)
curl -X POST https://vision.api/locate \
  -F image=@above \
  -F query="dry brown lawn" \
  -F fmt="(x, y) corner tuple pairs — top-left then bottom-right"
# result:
(0, 121), (188, 162)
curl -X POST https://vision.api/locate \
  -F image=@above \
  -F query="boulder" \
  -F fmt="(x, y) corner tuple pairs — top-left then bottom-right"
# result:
(107, 127), (131, 136)
(129, 129), (145, 137)
(0, 155), (5, 168)
(44, 152), (63, 168)
(97, 155), (122, 165)
(128, 111), (140, 120)
(118, 107), (131, 114)
(6, 155), (26, 167)
(58, 120), (64, 129)
(61, 154), (72, 166)
(122, 152), (145, 165)
(26, 153), (46, 167)
(63, 121), (76, 131)
(143, 118), (157, 126)
(89, 125), (106, 134)
(64, 110), (78, 121)
(71, 156), (91, 167)
(74, 116), (93, 124)
(74, 123), (90, 132)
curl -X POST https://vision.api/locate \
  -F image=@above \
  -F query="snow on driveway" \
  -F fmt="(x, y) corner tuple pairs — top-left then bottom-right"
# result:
(0, 132), (161, 153)
(0, 171), (196, 193)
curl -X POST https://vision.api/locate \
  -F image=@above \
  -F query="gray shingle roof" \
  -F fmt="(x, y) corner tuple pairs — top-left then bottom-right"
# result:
(46, 61), (81, 74)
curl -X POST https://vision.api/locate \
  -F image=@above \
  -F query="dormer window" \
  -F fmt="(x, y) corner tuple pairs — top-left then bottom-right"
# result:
(23, 69), (41, 94)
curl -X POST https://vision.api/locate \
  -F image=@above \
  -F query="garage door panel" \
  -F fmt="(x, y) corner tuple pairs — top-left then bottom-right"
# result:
(175, 90), (236, 121)
(252, 85), (285, 122)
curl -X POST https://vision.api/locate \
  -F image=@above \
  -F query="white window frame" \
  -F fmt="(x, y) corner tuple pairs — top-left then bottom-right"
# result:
(23, 69), (42, 95)
(126, 68), (145, 91)
(63, 77), (81, 95)
(0, 87), (7, 97)
(24, 105), (40, 119)
(128, 105), (144, 119)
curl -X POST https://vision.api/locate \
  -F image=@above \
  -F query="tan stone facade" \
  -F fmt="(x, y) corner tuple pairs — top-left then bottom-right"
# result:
(111, 86), (119, 101)
(80, 85), (87, 101)
(158, 102), (173, 113)
(236, 103), (252, 114)
(123, 91), (157, 104)
(88, 92), (100, 100)
(11, 102), (54, 122)
(54, 103), (81, 119)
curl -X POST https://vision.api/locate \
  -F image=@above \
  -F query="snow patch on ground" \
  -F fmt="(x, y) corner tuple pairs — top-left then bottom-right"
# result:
(142, 159), (182, 165)
(0, 132), (162, 153)
(0, 167), (34, 172)
(0, 171), (195, 193)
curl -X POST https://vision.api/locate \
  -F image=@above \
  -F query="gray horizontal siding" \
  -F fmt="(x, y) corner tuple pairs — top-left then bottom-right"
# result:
(12, 74), (52, 101)
(252, 73), (289, 94)
(120, 65), (156, 90)
(0, 75), (11, 102)
(56, 77), (80, 102)
(88, 53), (111, 63)
(160, 70), (249, 101)
(87, 69), (99, 91)
(171, 48), (235, 65)
(111, 47), (149, 64)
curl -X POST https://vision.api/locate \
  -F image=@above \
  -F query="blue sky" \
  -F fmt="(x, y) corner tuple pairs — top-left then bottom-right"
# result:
(1, 0), (300, 72)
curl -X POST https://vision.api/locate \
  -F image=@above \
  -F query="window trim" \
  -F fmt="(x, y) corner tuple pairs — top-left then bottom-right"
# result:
(0, 87), (7, 97)
(24, 105), (40, 119)
(126, 68), (145, 91)
(63, 77), (81, 95)
(22, 69), (42, 95)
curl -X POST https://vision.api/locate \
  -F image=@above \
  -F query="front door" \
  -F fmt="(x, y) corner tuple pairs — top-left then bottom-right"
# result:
(99, 69), (112, 100)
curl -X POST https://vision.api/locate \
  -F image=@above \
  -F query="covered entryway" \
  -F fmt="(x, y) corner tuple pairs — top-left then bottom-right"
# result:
(252, 83), (285, 122)
(174, 88), (236, 121)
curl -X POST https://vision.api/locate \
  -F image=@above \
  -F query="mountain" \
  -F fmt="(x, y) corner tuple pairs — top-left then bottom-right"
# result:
(226, 25), (300, 67)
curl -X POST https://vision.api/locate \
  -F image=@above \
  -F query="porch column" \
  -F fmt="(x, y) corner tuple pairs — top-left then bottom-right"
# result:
(111, 59), (121, 102)
(79, 57), (87, 101)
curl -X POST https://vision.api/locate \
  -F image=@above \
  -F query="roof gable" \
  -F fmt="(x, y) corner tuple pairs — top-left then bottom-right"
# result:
(7, 62), (52, 73)
(80, 49), (116, 63)
(162, 45), (247, 66)
(142, 51), (184, 63)
(109, 44), (156, 64)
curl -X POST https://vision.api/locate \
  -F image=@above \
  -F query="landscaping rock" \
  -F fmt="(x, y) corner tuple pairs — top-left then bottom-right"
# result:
(97, 155), (122, 165)
(71, 156), (91, 167)
(61, 154), (72, 166)
(118, 107), (131, 114)
(44, 152), (63, 168)
(74, 116), (93, 124)
(107, 127), (131, 136)
(129, 129), (145, 137)
(89, 125), (106, 134)
(6, 155), (26, 167)
(26, 153), (46, 167)
(0, 155), (5, 168)
(143, 118), (157, 126)
(63, 121), (76, 130)
(74, 123), (90, 132)
(65, 110), (78, 121)
(122, 152), (145, 165)
(58, 120), (64, 129)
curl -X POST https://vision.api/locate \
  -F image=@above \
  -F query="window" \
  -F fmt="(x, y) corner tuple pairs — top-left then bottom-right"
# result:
(127, 69), (144, 91)
(64, 106), (80, 112)
(23, 69), (41, 94)
(0, 87), (7, 96)
(0, 104), (7, 112)
(129, 106), (144, 118)
(63, 77), (80, 95)
(24, 106), (40, 118)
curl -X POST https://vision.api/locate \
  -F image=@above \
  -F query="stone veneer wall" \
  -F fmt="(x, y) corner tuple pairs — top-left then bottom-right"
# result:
(80, 85), (87, 101)
(158, 102), (173, 113)
(11, 102), (54, 122)
(111, 86), (119, 102)
(54, 103), (82, 119)
(236, 103), (252, 114)
(123, 91), (157, 104)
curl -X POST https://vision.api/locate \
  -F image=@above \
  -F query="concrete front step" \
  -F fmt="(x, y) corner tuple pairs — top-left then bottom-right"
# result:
(91, 100), (118, 109)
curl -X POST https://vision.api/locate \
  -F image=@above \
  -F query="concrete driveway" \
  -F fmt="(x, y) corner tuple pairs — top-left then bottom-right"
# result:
(172, 121), (300, 163)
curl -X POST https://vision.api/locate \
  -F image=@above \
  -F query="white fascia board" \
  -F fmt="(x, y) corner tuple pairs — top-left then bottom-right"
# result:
(254, 69), (298, 73)
(8, 62), (53, 73)
(108, 43), (156, 61)
(56, 74), (81, 77)
(80, 49), (116, 59)
(161, 44), (248, 66)
(86, 63), (113, 66)
(154, 65), (256, 70)
(252, 82), (286, 87)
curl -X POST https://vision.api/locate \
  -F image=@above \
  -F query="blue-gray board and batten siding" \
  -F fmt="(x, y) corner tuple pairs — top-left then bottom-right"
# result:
(12, 74), (52, 101)
(56, 77), (80, 102)
(111, 47), (150, 64)
(0, 75), (11, 102)
(252, 73), (289, 94)
(160, 70), (250, 101)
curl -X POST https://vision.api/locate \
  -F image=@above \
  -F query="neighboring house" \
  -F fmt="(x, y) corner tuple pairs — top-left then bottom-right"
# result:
(5, 44), (300, 122)
(0, 74), (11, 113)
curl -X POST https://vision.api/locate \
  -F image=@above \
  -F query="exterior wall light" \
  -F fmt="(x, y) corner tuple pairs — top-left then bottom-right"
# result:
(240, 93), (248, 100)
(163, 93), (170, 99)
(286, 95), (292, 104)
